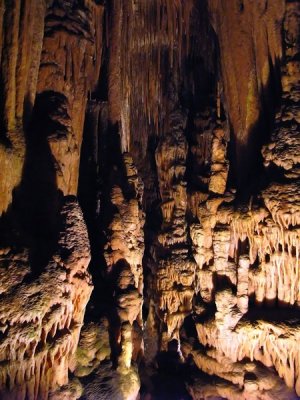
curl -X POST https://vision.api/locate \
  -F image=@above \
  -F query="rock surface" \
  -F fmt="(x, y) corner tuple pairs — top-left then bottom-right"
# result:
(0, 1), (299, 399)
(0, 198), (92, 399)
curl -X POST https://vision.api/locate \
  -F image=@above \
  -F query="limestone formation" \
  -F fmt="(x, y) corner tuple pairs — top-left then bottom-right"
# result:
(0, 1), (299, 399)
(0, 0), (47, 214)
(0, 198), (92, 399)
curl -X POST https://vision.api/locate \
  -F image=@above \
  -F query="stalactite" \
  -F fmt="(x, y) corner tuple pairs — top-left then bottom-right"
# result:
(0, 0), (47, 215)
(36, 0), (104, 196)
(0, 1), (299, 399)
(109, 0), (194, 156)
(0, 199), (92, 399)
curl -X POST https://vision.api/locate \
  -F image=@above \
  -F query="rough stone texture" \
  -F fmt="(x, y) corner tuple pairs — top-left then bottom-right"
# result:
(0, 0), (47, 214)
(262, 1), (300, 177)
(152, 98), (198, 347)
(37, 0), (104, 196)
(180, 2), (300, 398)
(208, 0), (286, 185)
(108, 0), (194, 156)
(72, 319), (111, 378)
(0, 198), (92, 399)
(0, 1), (300, 399)
(84, 361), (140, 400)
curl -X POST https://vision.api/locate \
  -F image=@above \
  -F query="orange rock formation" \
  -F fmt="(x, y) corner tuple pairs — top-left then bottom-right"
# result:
(0, 1), (299, 399)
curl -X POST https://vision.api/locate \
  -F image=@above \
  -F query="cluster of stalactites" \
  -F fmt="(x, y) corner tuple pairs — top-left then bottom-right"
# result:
(109, 0), (194, 154)
(183, 339), (298, 399)
(185, 2), (300, 393)
(151, 103), (199, 347)
(0, 199), (93, 400)
(0, 0), (105, 215)
(188, 194), (300, 393)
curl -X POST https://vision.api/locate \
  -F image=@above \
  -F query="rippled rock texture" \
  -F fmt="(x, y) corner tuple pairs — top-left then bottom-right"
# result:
(0, 0), (299, 399)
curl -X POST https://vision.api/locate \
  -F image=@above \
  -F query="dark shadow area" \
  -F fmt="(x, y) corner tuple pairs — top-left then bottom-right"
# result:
(243, 305), (300, 325)
(141, 343), (193, 400)
(78, 100), (103, 239)
(213, 272), (236, 294)
(184, 0), (220, 196)
(9, 91), (64, 275)
(228, 55), (282, 201)
(181, 315), (198, 340)
(78, 115), (136, 369)
(79, 121), (125, 312)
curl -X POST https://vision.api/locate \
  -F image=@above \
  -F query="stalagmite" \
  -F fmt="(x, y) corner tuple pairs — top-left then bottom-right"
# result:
(209, 127), (229, 195)
(0, 199), (92, 399)
(237, 256), (250, 314)
(0, 0), (299, 399)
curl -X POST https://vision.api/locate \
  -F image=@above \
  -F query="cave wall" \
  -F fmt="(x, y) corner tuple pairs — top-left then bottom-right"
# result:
(0, 0), (299, 399)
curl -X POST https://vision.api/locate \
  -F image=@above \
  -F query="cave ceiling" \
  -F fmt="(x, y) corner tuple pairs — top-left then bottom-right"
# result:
(0, 0), (299, 399)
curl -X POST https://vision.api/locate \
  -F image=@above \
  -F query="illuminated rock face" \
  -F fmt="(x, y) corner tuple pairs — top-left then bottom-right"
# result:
(183, 1), (300, 398)
(103, 153), (145, 368)
(0, 198), (92, 399)
(0, 0), (299, 399)
(208, 0), (286, 186)
(0, 0), (104, 215)
(0, 0), (47, 214)
(37, 0), (104, 196)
